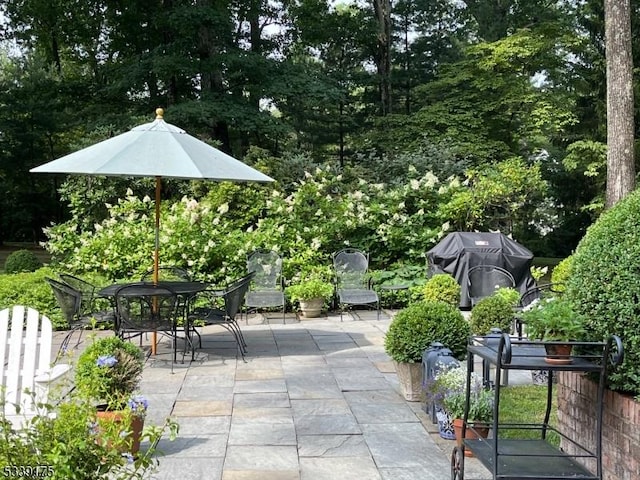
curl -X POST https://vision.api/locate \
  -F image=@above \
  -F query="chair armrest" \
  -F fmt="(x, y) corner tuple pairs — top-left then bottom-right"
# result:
(34, 363), (71, 384)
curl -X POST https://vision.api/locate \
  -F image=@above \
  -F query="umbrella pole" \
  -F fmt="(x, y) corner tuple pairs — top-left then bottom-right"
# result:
(152, 176), (161, 355)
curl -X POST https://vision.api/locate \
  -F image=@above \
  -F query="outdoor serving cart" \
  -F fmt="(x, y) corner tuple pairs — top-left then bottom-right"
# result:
(451, 333), (623, 480)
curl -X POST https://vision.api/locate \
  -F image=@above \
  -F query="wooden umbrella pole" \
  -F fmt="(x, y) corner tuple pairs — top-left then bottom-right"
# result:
(151, 176), (162, 355)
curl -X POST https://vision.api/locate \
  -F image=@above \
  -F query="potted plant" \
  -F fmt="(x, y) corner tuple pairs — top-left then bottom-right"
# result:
(286, 277), (334, 318)
(522, 297), (586, 364)
(428, 364), (493, 455)
(74, 335), (147, 453)
(384, 300), (470, 401)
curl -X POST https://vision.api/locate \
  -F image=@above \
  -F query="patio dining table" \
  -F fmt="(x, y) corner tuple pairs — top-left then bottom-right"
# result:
(98, 280), (208, 356)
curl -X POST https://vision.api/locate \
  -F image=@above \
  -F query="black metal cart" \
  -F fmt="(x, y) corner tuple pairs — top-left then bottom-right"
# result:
(450, 333), (624, 480)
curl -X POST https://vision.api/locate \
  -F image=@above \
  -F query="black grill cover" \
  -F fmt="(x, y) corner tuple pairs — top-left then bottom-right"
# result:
(427, 232), (536, 309)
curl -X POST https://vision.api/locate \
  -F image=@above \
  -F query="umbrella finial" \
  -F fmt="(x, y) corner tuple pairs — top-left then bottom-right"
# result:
(155, 108), (164, 119)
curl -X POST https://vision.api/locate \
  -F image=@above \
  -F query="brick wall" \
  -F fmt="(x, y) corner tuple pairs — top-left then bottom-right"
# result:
(557, 371), (640, 480)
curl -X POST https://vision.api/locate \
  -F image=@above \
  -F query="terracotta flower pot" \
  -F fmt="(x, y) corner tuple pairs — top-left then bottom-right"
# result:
(544, 343), (573, 365)
(95, 409), (144, 454)
(452, 418), (489, 457)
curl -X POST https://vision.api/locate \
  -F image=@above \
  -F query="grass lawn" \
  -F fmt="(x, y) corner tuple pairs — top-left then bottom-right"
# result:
(497, 383), (560, 447)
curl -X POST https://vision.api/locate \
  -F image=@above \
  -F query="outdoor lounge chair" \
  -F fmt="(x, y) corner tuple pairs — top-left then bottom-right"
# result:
(333, 248), (380, 321)
(245, 249), (286, 323)
(0, 306), (71, 428)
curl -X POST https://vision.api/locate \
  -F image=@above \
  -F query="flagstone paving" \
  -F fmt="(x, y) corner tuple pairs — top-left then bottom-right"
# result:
(55, 310), (497, 480)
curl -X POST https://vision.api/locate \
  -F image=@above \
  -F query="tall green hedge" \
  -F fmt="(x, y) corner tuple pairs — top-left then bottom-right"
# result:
(566, 190), (640, 394)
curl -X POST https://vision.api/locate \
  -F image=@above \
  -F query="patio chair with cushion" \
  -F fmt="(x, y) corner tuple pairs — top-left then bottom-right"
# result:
(333, 248), (380, 321)
(467, 265), (515, 307)
(245, 249), (286, 323)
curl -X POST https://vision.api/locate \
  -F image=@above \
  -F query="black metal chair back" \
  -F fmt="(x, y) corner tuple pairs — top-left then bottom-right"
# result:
(467, 265), (515, 306)
(59, 273), (96, 312)
(114, 284), (178, 333)
(45, 277), (82, 324)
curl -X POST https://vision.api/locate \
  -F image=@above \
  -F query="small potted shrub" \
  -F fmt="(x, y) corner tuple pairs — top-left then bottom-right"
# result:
(286, 277), (334, 318)
(75, 335), (147, 453)
(427, 365), (492, 454)
(522, 297), (586, 364)
(384, 300), (471, 401)
(422, 274), (461, 307)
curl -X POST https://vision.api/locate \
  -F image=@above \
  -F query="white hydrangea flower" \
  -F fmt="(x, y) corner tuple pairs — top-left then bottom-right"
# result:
(218, 203), (229, 214)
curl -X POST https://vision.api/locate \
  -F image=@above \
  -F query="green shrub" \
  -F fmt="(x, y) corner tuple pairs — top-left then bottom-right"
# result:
(384, 300), (470, 362)
(493, 287), (520, 307)
(0, 268), (65, 327)
(4, 249), (42, 273)
(470, 294), (514, 335)
(551, 256), (573, 290)
(566, 189), (640, 394)
(422, 274), (461, 307)
(75, 336), (145, 409)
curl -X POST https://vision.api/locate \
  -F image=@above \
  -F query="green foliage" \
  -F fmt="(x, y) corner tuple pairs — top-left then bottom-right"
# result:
(440, 157), (548, 235)
(470, 294), (514, 335)
(426, 365), (493, 421)
(565, 189), (640, 394)
(522, 297), (585, 341)
(550, 256), (573, 289)
(493, 287), (520, 307)
(422, 274), (460, 307)
(4, 250), (43, 274)
(371, 264), (427, 309)
(384, 301), (470, 362)
(74, 336), (145, 410)
(0, 268), (65, 328)
(0, 389), (179, 479)
(45, 165), (454, 284)
(286, 278), (334, 302)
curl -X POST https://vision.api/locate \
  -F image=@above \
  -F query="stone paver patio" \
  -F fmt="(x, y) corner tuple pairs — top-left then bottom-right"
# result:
(55, 310), (495, 480)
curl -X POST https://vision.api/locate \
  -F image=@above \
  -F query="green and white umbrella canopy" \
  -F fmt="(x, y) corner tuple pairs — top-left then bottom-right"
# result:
(31, 109), (274, 282)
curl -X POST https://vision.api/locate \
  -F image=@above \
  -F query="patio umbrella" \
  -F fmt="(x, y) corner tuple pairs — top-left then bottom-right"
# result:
(31, 108), (273, 280)
(31, 108), (274, 351)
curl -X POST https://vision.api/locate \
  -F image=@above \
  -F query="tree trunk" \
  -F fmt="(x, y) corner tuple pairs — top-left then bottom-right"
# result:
(373, 0), (392, 115)
(605, 0), (635, 208)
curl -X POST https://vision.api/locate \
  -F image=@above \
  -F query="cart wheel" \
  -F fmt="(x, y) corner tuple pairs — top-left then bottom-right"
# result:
(451, 446), (464, 480)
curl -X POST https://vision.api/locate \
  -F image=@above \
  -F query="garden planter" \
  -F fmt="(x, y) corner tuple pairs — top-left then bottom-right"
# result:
(95, 409), (144, 454)
(394, 361), (423, 401)
(299, 298), (324, 318)
(544, 343), (573, 365)
(452, 418), (489, 457)
(436, 407), (456, 440)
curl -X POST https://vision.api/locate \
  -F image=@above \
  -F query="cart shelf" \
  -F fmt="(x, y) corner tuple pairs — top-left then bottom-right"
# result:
(466, 439), (597, 479)
(450, 334), (623, 480)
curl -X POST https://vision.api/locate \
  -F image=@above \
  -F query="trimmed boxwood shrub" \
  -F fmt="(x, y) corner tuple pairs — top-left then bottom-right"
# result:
(0, 268), (63, 327)
(422, 274), (461, 307)
(566, 189), (640, 394)
(4, 249), (42, 273)
(384, 300), (471, 362)
(470, 294), (514, 335)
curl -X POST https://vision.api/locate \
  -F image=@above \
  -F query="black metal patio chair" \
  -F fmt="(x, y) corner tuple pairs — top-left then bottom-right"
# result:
(467, 265), (515, 307)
